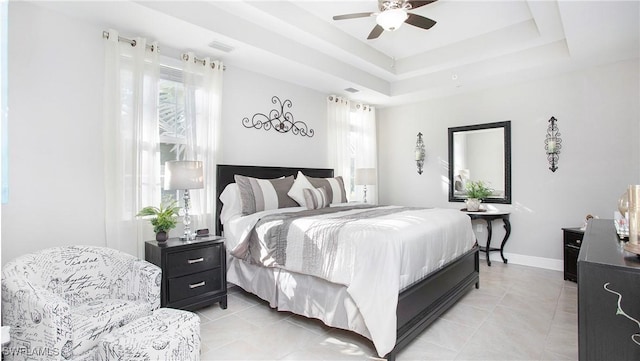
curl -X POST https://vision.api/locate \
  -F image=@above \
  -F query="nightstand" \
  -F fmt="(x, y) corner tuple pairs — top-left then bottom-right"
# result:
(145, 235), (227, 311)
(562, 227), (584, 282)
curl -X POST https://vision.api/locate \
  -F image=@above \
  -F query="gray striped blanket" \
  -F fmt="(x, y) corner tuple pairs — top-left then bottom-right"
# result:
(243, 205), (421, 282)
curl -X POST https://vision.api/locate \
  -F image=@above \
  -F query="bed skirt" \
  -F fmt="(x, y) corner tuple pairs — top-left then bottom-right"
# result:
(226, 255), (373, 341)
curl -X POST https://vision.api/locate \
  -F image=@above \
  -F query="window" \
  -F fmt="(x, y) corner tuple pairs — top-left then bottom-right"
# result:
(158, 67), (185, 202)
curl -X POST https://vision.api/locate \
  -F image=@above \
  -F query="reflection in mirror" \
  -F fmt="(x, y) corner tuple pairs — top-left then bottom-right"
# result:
(448, 121), (511, 204)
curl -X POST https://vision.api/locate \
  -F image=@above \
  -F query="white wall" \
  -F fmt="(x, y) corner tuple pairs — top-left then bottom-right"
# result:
(220, 66), (327, 168)
(378, 59), (640, 268)
(2, 1), (106, 264)
(1, 2), (328, 263)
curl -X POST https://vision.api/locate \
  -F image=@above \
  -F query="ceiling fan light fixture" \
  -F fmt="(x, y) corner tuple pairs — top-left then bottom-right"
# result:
(376, 9), (408, 31)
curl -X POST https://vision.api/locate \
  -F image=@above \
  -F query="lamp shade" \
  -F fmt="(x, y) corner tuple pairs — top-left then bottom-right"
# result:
(164, 160), (204, 190)
(355, 168), (376, 186)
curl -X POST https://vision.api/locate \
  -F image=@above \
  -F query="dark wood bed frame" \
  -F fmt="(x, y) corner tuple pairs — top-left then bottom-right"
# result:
(215, 164), (480, 360)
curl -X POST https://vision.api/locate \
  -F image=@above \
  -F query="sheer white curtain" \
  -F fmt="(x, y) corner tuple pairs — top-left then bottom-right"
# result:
(181, 52), (223, 232)
(103, 30), (160, 257)
(327, 95), (352, 182)
(327, 95), (378, 203)
(352, 103), (378, 204)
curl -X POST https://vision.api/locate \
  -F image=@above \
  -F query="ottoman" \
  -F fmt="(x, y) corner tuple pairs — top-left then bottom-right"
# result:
(97, 308), (200, 361)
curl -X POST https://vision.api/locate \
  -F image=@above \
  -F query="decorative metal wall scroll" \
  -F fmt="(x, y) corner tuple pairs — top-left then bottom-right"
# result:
(415, 132), (426, 175)
(545, 116), (561, 172)
(242, 96), (314, 138)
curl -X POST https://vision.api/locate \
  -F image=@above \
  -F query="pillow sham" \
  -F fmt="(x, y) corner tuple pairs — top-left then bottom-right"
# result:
(302, 187), (331, 210)
(288, 171), (348, 207)
(307, 175), (347, 204)
(234, 175), (297, 215)
(219, 183), (242, 224)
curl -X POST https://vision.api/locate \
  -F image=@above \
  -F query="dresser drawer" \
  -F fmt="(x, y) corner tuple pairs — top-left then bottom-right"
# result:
(168, 269), (223, 303)
(166, 245), (221, 278)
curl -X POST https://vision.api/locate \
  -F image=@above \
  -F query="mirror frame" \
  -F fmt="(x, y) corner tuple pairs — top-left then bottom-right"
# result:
(448, 121), (512, 204)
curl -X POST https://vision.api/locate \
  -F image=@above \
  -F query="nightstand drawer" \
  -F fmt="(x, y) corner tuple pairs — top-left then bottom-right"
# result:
(166, 245), (221, 277)
(564, 230), (583, 247)
(168, 269), (223, 303)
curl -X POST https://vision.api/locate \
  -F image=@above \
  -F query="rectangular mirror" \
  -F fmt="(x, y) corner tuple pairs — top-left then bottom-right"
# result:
(448, 121), (511, 204)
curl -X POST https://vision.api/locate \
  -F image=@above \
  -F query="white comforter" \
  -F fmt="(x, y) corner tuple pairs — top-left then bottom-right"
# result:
(225, 205), (475, 357)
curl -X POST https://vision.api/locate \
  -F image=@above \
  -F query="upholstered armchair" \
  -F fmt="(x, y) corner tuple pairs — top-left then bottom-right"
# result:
(1, 246), (161, 360)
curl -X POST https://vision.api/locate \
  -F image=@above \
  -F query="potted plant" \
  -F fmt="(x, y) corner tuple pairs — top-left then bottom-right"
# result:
(137, 199), (180, 243)
(465, 180), (493, 212)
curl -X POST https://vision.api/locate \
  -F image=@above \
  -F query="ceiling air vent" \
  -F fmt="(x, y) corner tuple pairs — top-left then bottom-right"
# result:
(344, 87), (359, 93)
(208, 40), (235, 53)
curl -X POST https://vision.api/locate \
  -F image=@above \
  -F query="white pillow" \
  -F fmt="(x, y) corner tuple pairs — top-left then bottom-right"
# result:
(288, 171), (314, 208)
(219, 183), (242, 224)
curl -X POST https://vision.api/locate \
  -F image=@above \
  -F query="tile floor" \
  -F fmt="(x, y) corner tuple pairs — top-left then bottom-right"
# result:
(196, 262), (578, 360)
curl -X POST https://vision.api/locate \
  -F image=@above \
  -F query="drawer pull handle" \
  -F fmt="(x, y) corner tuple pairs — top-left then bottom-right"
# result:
(576, 240), (581, 244)
(188, 257), (204, 264)
(189, 281), (206, 289)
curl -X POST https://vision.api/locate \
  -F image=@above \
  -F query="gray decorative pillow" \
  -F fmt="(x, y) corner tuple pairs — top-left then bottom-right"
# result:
(234, 175), (297, 215)
(306, 175), (348, 204)
(302, 187), (331, 210)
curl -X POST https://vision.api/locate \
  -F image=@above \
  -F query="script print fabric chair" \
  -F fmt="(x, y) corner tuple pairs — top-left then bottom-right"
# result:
(1, 245), (161, 360)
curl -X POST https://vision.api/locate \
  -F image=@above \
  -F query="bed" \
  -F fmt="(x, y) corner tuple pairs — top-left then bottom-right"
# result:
(215, 164), (479, 360)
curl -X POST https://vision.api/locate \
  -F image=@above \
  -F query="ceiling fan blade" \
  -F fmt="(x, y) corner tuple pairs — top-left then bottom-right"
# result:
(405, 13), (437, 30)
(367, 25), (384, 39)
(406, 0), (438, 10)
(333, 12), (374, 20)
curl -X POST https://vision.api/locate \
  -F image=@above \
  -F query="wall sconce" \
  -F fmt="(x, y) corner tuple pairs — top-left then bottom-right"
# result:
(415, 132), (426, 175)
(545, 116), (561, 172)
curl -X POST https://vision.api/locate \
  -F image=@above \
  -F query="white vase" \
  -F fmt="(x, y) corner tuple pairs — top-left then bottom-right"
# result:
(466, 198), (482, 212)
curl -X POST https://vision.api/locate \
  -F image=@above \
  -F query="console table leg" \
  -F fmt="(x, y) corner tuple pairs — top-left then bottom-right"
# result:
(485, 219), (493, 266)
(500, 219), (511, 264)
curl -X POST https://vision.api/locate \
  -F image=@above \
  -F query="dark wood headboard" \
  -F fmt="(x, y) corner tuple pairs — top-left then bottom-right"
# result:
(215, 164), (334, 236)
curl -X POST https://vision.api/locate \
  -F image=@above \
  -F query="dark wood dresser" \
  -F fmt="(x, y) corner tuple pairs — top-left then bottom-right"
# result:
(145, 235), (227, 311)
(578, 219), (640, 360)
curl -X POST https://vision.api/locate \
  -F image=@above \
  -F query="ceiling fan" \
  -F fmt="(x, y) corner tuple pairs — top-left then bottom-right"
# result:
(332, 0), (438, 40)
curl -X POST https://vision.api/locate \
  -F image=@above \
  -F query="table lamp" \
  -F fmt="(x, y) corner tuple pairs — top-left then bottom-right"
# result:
(355, 168), (376, 203)
(164, 160), (204, 240)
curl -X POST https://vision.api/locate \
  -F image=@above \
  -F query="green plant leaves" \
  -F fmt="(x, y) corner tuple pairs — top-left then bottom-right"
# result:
(137, 199), (180, 233)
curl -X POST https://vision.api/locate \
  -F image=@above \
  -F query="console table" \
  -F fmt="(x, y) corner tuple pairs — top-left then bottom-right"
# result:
(463, 211), (511, 266)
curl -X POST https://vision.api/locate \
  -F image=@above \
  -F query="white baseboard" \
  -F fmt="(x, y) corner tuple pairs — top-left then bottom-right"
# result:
(479, 252), (563, 272)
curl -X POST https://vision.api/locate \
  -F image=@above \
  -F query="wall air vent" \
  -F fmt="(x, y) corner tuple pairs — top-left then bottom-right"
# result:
(208, 40), (235, 53)
(344, 87), (359, 93)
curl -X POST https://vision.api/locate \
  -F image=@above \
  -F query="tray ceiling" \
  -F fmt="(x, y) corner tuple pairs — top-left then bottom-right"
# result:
(32, 0), (640, 107)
